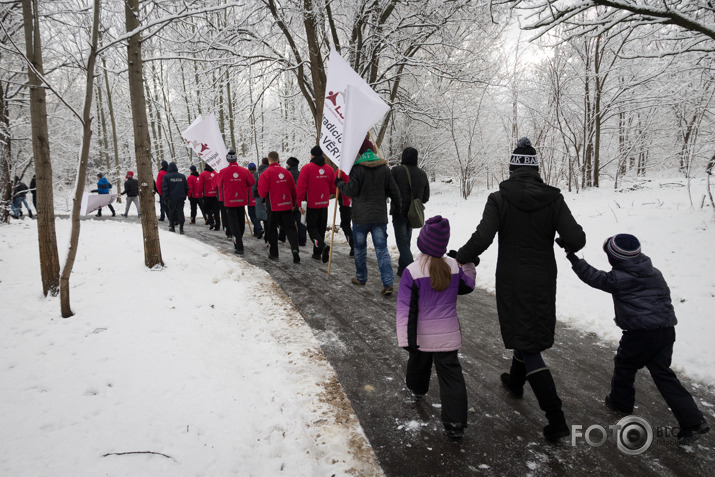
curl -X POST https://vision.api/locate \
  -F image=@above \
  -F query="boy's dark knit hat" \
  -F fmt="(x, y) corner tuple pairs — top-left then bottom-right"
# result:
(509, 137), (538, 171)
(189, 165), (197, 171)
(417, 215), (450, 258)
(97, 173), (103, 178)
(161, 160), (168, 168)
(248, 162), (256, 170)
(603, 234), (641, 261)
(286, 156), (300, 167)
(226, 149), (237, 162)
(310, 145), (323, 157)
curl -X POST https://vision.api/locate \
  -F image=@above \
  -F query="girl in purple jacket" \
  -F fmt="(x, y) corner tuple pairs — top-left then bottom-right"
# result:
(396, 215), (476, 439)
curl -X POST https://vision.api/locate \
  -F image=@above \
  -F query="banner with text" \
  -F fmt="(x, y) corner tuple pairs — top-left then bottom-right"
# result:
(182, 113), (229, 172)
(320, 49), (390, 175)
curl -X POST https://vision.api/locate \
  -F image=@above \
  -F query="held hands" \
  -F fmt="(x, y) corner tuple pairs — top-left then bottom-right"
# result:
(554, 237), (571, 253)
(447, 249), (479, 267)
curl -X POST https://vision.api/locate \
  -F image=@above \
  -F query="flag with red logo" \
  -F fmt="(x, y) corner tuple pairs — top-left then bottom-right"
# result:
(182, 113), (229, 172)
(320, 49), (390, 175)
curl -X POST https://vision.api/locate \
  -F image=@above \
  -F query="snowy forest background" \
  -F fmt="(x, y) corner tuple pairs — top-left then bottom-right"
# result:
(2, 0), (713, 199)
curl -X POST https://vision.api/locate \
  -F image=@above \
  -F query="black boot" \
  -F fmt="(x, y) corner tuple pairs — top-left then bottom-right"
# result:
(28, 210), (33, 219)
(179, 224), (184, 235)
(500, 356), (526, 398)
(527, 369), (569, 442)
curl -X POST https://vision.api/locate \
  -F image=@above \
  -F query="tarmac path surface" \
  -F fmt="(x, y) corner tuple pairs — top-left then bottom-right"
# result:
(114, 215), (715, 476)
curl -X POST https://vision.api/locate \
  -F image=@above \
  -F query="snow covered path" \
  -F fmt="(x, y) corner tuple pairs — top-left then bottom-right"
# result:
(187, 218), (715, 476)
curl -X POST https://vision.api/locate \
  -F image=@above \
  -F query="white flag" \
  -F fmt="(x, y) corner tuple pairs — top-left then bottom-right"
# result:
(182, 112), (229, 171)
(80, 193), (117, 216)
(320, 49), (389, 175)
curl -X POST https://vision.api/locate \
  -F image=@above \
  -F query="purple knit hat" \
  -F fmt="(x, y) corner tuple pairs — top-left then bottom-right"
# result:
(603, 234), (641, 261)
(417, 216), (450, 257)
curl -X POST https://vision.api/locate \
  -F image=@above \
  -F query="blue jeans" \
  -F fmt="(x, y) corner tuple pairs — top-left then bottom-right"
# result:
(352, 223), (393, 287)
(12, 197), (31, 217)
(392, 215), (413, 274)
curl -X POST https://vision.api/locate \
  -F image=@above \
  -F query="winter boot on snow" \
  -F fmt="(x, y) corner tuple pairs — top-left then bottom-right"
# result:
(179, 224), (184, 235)
(501, 355), (526, 399)
(169, 224), (175, 232)
(527, 369), (569, 443)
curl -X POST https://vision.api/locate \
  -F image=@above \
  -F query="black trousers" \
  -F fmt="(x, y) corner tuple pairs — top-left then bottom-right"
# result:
(610, 327), (703, 427)
(158, 194), (168, 219)
(279, 207), (306, 246)
(267, 209), (299, 258)
(226, 206), (246, 251)
(339, 205), (353, 247)
(406, 350), (468, 427)
(203, 196), (219, 227)
(220, 202), (230, 236)
(189, 197), (205, 221)
(306, 207), (329, 256)
(168, 199), (185, 226)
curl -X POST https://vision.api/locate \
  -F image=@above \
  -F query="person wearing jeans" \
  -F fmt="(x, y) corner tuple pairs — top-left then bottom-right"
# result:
(352, 223), (393, 288)
(335, 139), (401, 296)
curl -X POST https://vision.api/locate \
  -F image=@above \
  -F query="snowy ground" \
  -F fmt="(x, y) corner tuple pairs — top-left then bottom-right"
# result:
(0, 218), (382, 476)
(1, 174), (713, 475)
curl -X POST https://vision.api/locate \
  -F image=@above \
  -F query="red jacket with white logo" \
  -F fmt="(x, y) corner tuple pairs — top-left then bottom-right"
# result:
(218, 163), (255, 207)
(200, 170), (217, 197)
(156, 170), (167, 196)
(187, 173), (202, 199)
(296, 158), (336, 209)
(257, 163), (296, 212)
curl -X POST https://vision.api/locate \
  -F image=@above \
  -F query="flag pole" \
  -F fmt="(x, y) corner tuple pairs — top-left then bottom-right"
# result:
(327, 171), (341, 275)
(245, 208), (253, 236)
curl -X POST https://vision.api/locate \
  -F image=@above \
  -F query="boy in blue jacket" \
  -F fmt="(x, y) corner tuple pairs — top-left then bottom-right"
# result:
(564, 234), (709, 444)
(92, 173), (115, 217)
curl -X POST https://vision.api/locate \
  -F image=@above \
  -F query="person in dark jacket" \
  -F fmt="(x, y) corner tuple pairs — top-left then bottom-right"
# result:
(92, 173), (115, 217)
(121, 171), (140, 217)
(335, 139), (401, 296)
(297, 147), (335, 261)
(246, 162), (264, 239)
(29, 174), (37, 213)
(456, 137), (586, 442)
(280, 156), (307, 246)
(565, 234), (709, 444)
(11, 176), (32, 219)
(162, 162), (189, 233)
(155, 160), (169, 221)
(252, 157), (270, 241)
(391, 147), (430, 276)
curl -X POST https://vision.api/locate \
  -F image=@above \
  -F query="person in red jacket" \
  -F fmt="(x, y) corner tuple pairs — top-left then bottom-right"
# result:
(200, 164), (220, 230)
(187, 165), (206, 224)
(155, 160), (168, 221)
(218, 149), (255, 254)
(258, 151), (300, 263)
(297, 145), (336, 262)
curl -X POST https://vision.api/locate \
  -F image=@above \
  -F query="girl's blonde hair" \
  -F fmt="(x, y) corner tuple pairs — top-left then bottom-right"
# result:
(423, 256), (451, 292)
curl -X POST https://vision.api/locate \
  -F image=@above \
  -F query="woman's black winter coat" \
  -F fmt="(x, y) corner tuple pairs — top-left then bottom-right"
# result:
(456, 168), (586, 352)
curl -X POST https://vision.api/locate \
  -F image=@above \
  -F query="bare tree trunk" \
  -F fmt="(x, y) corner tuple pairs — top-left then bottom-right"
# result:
(0, 82), (12, 223)
(22, 0), (60, 296)
(126, 0), (163, 268)
(226, 69), (236, 152)
(102, 57), (121, 195)
(60, 0), (101, 318)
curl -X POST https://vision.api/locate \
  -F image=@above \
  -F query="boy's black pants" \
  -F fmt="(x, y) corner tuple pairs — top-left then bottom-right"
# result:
(611, 327), (702, 427)
(406, 349), (468, 427)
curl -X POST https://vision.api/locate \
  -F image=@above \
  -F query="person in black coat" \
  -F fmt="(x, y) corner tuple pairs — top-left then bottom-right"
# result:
(390, 147), (430, 276)
(336, 139), (401, 295)
(565, 234), (709, 444)
(162, 162), (189, 233)
(121, 171), (140, 217)
(29, 175), (37, 213)
(279, 156), (307, 246)
(456, 137), (586, 442)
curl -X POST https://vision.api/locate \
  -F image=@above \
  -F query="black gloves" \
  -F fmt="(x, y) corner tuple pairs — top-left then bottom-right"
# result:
(334, 176), (343, 187)
(566, 252), (580, 266)
(447, 249), (479, 266)
(555, 237), (573, 253)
